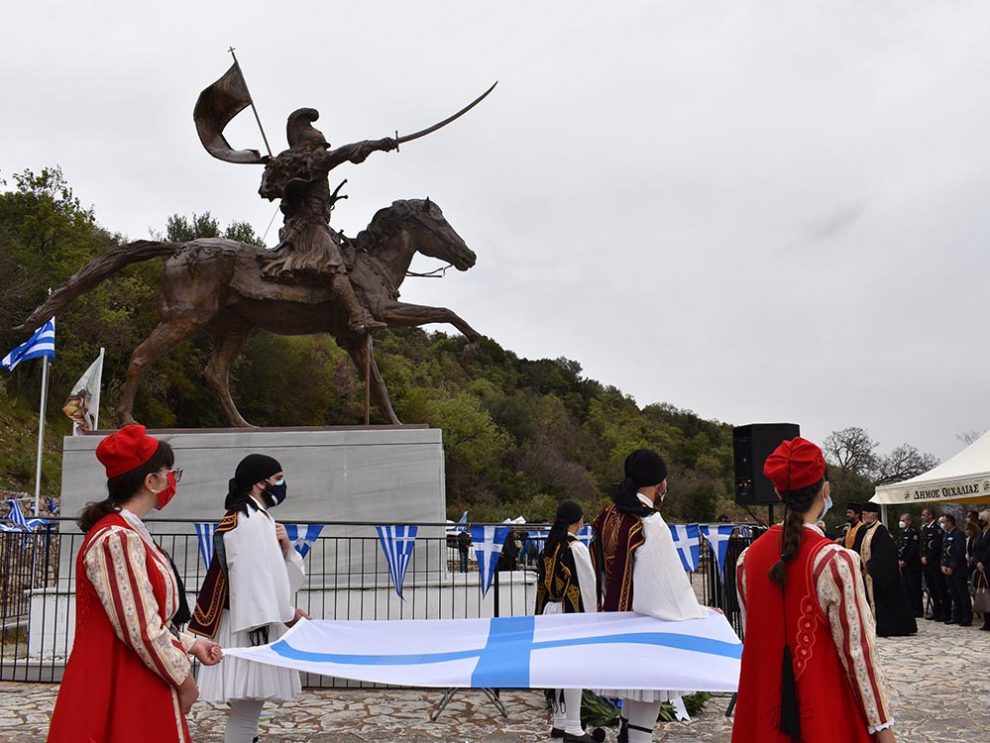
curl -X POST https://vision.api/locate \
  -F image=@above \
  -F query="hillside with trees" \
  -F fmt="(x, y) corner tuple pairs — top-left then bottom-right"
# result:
(0, 168), (939, 528)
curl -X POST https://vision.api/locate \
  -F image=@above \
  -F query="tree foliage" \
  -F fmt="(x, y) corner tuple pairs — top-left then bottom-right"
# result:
(0, 168), (940, 529)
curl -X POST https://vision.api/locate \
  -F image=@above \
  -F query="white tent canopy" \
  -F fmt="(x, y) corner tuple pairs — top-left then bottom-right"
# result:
(872, 431), (990, 506)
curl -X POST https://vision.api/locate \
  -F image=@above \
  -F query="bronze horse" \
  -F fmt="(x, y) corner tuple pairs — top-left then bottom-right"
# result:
(20, 199), (481, 426)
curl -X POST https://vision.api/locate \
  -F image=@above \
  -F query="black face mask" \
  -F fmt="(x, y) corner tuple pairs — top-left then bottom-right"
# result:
(263, 479), (287, 508)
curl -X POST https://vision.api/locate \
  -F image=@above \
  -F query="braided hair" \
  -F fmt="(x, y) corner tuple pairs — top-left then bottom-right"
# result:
(767, 477), (826, 588)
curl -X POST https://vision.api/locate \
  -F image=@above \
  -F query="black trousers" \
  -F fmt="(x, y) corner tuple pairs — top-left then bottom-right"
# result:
(902, 567), (923, 616)
(948, 570), (973, 623)
(923, 566), (950, 618)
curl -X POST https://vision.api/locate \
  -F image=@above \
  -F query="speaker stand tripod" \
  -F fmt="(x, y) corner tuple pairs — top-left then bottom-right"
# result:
(429, 688), (508, 721)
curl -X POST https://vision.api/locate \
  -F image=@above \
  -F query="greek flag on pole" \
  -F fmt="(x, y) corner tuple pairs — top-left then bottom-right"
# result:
(472, 524), (511, 597)
(1, 318), (55, 371)
(194, 522), (217, 568)
(3, 500), (50, 531)
(700, 524), (735, 572)
(376, 525), (418, 598)
(285, 523), (325, 559)
(669, 523), (701, 572)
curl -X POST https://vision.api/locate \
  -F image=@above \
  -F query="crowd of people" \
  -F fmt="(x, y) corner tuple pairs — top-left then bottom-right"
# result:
(51, 424), (988, 742)
(829, 503), (990, 632)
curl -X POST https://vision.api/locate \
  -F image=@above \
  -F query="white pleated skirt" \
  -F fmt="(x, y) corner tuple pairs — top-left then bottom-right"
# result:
(198, 610), (302, 704)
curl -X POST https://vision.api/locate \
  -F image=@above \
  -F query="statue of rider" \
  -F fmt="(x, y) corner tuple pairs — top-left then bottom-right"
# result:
(258, 108), (393, 332)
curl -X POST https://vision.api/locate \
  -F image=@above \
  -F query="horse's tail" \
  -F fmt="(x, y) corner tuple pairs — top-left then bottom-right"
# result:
(16, 240), (182, 333)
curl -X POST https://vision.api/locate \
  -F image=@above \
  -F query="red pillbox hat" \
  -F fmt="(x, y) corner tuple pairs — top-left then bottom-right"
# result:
(95, 424), (161, 479)
(763, 437), (826, 492)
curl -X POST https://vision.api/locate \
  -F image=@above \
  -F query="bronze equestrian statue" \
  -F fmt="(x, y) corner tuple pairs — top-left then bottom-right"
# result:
(19, 199), (480, 427)
(19, 64), (494, 426)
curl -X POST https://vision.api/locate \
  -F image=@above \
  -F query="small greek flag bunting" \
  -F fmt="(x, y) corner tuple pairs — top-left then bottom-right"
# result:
(669, 523), (701, 572)
(376, 525), (418, 598)
(472, 524), (512, 597)
(284, 523), (326, 559)
(1, 318), (55, 371)
(700, 524), (735, 571)
(194, 522), (217, 569)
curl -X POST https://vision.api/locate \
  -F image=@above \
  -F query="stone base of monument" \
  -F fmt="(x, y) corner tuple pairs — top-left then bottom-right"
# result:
(58, 426), (448, 577)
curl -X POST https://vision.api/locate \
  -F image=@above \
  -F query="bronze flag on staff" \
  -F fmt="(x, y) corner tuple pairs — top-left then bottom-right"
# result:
(194, 63), (267, 164)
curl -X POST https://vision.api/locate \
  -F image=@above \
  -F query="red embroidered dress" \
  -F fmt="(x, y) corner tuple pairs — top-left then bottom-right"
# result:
(49, 512), (195, 742)
(732, 525), (892, 743)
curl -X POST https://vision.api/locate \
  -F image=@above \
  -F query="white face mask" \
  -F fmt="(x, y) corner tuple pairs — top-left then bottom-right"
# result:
(899, 521), (908, 530)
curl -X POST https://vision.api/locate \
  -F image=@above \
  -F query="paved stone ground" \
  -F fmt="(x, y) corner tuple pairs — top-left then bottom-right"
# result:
(1, 617), (987, 741)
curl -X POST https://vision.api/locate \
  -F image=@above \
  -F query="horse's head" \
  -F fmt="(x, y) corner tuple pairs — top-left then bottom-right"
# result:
(374, 198), (477, 271)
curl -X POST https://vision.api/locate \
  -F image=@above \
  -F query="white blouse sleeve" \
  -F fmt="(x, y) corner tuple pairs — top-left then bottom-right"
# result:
(570, 541), (598, 613)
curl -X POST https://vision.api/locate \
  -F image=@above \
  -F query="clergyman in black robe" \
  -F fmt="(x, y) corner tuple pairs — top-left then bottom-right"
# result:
(854, 504), (918, 637)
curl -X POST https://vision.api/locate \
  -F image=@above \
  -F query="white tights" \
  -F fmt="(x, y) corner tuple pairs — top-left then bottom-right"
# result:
(622, 699), (660, 743)
(224, 699), (265, 743)
(551, 687), (585, 735)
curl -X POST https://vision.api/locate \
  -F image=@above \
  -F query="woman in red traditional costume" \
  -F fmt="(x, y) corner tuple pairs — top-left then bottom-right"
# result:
(48, 425), (222, 743)
(732, 437), (895, 743)
(591, 449), (709, 743)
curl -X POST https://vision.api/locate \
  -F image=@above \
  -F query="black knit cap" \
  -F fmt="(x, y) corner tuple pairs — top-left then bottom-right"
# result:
(624, 449), (668, 487)
(226, 454), (283, 511)
(612, 449), (668, 516)
(554, 500), (584, 526)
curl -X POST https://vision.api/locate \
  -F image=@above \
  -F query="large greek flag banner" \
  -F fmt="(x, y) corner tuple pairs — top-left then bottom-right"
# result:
(700, 524), (735, 571)
(472, 524), (511, 597)
(1, 317), (55, 371)
(669, 523), (701, 571)
(376, 525), (418, 598)
(285, 523), (325, 558)
(225, 611), (741, 691)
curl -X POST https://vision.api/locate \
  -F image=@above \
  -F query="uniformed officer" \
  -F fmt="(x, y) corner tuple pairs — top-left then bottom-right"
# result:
(896, 513), (923, 618)
(940, 513), (972, 626)
(920, 507), (949, 620)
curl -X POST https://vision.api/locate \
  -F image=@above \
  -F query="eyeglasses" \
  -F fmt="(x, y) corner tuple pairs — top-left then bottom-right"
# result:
(156, 468), (183, 484)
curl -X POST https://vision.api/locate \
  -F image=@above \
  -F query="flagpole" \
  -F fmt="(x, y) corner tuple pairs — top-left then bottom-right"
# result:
(228, 47), (273, 158)
(33, 353), (49, 516)
(93, 346), (105, 430)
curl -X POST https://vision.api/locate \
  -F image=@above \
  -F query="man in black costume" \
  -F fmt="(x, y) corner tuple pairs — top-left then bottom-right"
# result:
(896, 513), (923, 618)
(940, 513), (972, 626)
(920, 507), (950, 620)
(852, 503), (917, 636)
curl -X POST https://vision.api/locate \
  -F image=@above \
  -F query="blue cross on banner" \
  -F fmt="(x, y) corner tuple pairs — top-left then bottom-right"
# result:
(194, 522), (217, 569)
(1, 317), (55, 371)
(669, 523), (701, 572)
(223, 611), (743, 693)
(284, 523), (325, 559)
(699, 524), (735, 572)
(376, 525), (418, 598)
(472, 524), (512, 597)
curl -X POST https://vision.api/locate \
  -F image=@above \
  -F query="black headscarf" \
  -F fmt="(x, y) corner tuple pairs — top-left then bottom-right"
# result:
(542, 500), (584, 558)
(226, 453), (283, 514)
(612, 448), (667, 516)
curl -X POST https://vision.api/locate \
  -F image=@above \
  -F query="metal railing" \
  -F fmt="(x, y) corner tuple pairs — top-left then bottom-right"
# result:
(0, 518), (757, 684)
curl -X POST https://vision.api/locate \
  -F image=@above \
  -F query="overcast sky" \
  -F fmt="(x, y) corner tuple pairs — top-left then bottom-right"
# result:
(4, 1), (988, 460)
